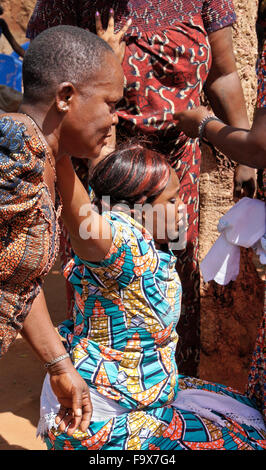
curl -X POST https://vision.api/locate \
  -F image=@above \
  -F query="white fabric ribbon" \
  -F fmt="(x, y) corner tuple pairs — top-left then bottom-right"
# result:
(200, 197), (266, 285)
(37, 373), (265, 438)
(172, 389), (265, 431)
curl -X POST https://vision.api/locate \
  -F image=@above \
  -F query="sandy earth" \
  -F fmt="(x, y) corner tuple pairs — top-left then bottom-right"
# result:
(0, 258), (67, 450)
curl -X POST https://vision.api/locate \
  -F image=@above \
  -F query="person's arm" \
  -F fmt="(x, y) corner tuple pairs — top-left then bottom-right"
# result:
(204, 26), (256, 196)
(0, 19), (25, 58)
(21, 288), (92, 435)
(174, 106), (266, 169)
(56, 155), (113, 262)
(205, 27), (249, 128)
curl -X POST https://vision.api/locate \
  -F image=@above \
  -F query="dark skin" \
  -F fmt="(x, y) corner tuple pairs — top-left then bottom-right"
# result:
(96, 13), (256, 199)
(0, 6), (25, 58)
(2, 50), (124, 435)
(202, 27), (256, 199)
(174, 106), (266, 171)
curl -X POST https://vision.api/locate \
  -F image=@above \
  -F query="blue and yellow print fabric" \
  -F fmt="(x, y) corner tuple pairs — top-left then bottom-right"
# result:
(46, 212), (266, 450)
(59, 211), (181, 410)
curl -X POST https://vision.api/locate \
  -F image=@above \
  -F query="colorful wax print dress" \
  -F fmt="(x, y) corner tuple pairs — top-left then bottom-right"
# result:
(42, 212), (266, 451)
(0, 115), (61, 356)
(26, 0), (237, 375)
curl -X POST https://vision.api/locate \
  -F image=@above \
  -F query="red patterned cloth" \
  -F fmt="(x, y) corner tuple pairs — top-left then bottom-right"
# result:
(246, 39), (266, 418)
(26, 0), (236, 37)
(257, 41), (266, 109)
(26, 0), (236, 375)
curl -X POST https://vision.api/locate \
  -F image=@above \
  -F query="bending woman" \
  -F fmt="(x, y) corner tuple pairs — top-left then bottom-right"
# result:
(0, 25), (124, 434)
(38, 144), (266, 450)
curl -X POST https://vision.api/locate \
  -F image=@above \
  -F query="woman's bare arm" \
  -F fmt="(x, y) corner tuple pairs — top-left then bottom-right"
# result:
(56, 155), (113, 262)
(21, 288), (92, 435)
(204, 26), (256, 196)
(174, 107), (266, 169)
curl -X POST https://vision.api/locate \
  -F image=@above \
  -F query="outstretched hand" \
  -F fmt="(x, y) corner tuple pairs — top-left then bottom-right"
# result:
(95, 9), (132, 63)
(174, 107), (210, 138)
(49, 362), (92, 436)
(174, 109), (257, 200)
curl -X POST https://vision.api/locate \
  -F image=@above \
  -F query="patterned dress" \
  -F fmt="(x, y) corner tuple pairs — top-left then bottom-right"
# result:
(246, 38), (266, 419)
(0, 115), (61, 356)
(43, 212), (266, 450)
(26, 0), (237, 376)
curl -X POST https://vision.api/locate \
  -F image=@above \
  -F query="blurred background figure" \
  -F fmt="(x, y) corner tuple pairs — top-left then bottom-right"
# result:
(0, 5), (25, 58)
(0, 4), (28, 101)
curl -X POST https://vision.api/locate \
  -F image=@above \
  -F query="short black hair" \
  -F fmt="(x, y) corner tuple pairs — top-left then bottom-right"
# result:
(23, 25), (113, 103)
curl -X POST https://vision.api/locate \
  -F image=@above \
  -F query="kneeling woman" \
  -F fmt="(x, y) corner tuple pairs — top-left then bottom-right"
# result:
(39, 144), (265, 450)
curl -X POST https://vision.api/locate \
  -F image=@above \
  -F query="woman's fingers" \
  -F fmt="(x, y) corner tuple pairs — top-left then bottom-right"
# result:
(68, 389), (92, 435)
(96, 9), (114, 36)
(55, 407), (75, 433)
(95, 11), (104, 35)
(79, 396), (93, 432)
(117, 18), (132, 41)
(54, 391), (92, 435)
(107, 9), (115, 32)
(96, 9), (131, 43)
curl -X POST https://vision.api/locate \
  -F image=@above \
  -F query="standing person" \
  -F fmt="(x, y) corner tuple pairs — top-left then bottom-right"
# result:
(174, 6), (266, 419)
(0, 24), (124, 435)
(26, 0), (254, 376)
(37, 143), (266, 451)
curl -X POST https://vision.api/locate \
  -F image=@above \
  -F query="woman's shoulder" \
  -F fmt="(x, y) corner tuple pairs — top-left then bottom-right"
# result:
(0, 113), (35, 129)
(0, 113), (46, 186)
(0, 113), (45, 157)
(0, 113), (36, 148)
(104, 210), (154, 245)
(0, 113), (26, 128)
(0, 114), (27, 149)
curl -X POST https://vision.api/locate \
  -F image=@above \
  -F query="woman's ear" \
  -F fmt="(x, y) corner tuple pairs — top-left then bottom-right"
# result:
(55, 82), (75, 113)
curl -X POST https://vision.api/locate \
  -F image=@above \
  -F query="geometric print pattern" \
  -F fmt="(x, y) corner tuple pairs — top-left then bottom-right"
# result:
(46, 213), (266, 450)
(59, 211), (181, 411)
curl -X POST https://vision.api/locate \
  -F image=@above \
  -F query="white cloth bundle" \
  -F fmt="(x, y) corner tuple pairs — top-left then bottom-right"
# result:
(200, 197), (266, 285)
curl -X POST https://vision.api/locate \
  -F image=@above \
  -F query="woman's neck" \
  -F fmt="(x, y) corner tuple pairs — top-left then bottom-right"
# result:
(18, 102), (61, 162)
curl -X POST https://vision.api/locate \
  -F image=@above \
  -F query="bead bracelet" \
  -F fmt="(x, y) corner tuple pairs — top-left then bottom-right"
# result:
(198, 115), (223, 143)
(44, 353), (70, 369)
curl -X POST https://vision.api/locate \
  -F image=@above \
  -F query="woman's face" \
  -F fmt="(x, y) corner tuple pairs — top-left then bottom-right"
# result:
(143, 169), (184, 246)
(58, 52), (124, 159)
